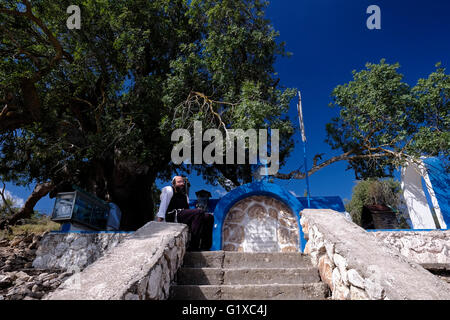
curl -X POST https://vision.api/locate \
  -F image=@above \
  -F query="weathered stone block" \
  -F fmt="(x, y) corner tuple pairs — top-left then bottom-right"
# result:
(71, 237), (88, 250)
(347, 269), (365, 289)
(33, 232), (130, 271)
(247, 204), (267, 220)
(225, 209), (246, 223)
(332, 268), (350, 300)
(222, 244), (236, 251)
(325, 241), (335, 261)
(333, 253), (348, 272)
(279, 216), (295, 228)
(278, 227), (298, 245)
(373, 230), (450, 265)
(278, 206), (293, 219)
(280, 246), (297, 252)
(318, 255), (333, 289)
(364, 278), (385, 300)
(268, 208), (278, 220)
(137, 277), (148, 299)
(304, 241), (311, 255)
(333, 285), (350, 300)
(164, 247), (178, 279)
(227, 225), (244, 243)
(124, 292), (139, 300)
(45, 222), (187, 300)
(263, 197), (277, 208)
(300, 217), (309, 234)
(350, 285), (369, 300)
(332, 267), (341, 290)
(147, 264), (162, 299)
(231, 201), (248, 212)
(310, 251), (321, 266)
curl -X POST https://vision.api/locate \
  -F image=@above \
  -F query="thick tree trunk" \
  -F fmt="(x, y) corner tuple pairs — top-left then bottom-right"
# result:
(109, 161), (156, 231)
(0, 159), (161, 231)
(0, 182), (54, 229)
(74, 157), (157, 231)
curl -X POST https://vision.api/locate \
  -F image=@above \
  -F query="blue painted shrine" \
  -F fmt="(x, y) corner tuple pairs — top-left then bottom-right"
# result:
(189, 181), (346, 252)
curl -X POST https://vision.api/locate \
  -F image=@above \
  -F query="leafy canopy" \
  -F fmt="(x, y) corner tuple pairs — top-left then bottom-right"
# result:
(0, 0), (296, 226)
(326, 59), (449, 179)
(275, 59), (449, 183)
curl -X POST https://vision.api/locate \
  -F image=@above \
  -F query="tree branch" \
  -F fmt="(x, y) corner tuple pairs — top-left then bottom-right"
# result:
(0, 183), (14, 219)
(274, 151), (392, 180)
(0, 181), (55, 229)
(0, 0), (73, 133)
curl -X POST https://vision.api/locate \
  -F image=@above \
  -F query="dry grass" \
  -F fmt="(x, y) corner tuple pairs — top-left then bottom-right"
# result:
(0, 215), (60, 241)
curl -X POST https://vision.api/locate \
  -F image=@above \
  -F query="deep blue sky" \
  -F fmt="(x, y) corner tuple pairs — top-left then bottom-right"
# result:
(4, 0), (450, 214)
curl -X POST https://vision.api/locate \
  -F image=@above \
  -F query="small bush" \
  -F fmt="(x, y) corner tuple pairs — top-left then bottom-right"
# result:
(345, 178), (409, 228)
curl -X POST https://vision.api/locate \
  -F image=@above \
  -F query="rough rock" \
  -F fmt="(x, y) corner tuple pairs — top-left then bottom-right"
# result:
(0, 232), (73, 300)
(301, 209), (450, 300)
(45, 222), (188, 300)
(318, 255), (333, 289)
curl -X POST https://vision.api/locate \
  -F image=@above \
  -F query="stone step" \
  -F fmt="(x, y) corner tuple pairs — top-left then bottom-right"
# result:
(183, 251), (225, 268)
(176, 267), (320, 285)
(170, 283), (329, 300)
(183, 251), (312, 268)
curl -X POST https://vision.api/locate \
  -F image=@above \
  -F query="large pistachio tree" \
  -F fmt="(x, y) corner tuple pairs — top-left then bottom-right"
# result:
(0, 0), (296, 229)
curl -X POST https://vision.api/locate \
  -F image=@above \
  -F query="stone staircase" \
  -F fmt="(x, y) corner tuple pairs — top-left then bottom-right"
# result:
(169, 251), (330, 300)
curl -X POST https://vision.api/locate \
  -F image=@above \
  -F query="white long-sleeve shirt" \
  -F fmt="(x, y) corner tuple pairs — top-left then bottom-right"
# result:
(156, 186), (189, 220)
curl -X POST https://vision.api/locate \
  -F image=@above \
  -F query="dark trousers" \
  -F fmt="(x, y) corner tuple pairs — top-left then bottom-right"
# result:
(177, 208), (214, 251)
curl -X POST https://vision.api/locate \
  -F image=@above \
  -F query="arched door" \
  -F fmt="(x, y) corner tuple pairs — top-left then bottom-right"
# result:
(222, 195), (299, 252)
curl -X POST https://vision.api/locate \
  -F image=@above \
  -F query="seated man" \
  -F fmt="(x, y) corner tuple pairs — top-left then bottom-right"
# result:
(156, 176), (214, 251)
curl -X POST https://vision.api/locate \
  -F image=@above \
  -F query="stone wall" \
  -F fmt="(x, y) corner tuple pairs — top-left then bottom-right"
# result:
(372, 230), (450, 264)
(301, 209), (450, 300)
(45, 222), (188, 300)
(222, 195), (299, 252)
(33, 232), (131, 271)
(0, 233), (75, 300)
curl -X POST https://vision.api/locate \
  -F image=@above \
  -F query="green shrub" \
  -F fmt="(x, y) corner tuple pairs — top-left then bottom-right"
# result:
(345, 178), (405, 227)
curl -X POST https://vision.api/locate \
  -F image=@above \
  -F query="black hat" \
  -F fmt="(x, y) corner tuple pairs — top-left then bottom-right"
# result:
(195, 190), (212, 198)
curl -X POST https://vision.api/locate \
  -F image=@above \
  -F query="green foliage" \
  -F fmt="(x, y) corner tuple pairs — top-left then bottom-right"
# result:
(0, 194), (19, 219)
(327, 60), (450, 179)
(410, 62), (450, 159)
(168, 0), (296, 186)
(0, 190), (57, 234)
(345, 178), (403, 227)
(0, 0), (295, 222)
